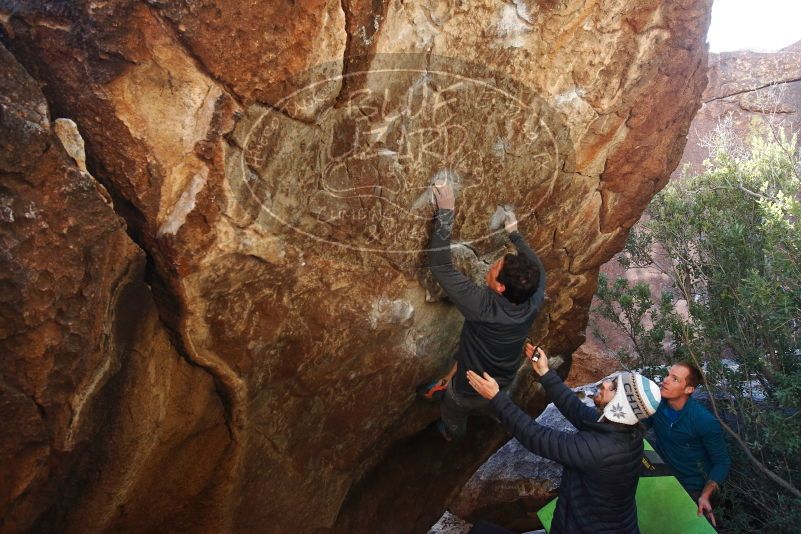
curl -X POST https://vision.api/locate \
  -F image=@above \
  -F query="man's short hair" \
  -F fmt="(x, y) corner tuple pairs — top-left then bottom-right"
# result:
(676, 361), (703, 388)
(498, 253), (540, 304)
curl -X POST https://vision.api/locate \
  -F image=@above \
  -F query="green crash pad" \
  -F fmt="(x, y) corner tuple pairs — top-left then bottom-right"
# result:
(537, 440), (716, 533)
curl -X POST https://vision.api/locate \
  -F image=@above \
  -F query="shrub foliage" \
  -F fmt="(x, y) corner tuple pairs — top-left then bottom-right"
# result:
(593, 129), (801, 532)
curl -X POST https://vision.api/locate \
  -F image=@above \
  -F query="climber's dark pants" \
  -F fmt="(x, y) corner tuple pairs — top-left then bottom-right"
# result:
(440, 381), (502, 440)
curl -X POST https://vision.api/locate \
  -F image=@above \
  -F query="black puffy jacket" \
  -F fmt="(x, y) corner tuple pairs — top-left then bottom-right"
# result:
(489, 370), (643, 534)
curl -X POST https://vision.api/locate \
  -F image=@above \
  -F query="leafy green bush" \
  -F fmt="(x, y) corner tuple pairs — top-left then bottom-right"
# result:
(593, 129), (801, 532)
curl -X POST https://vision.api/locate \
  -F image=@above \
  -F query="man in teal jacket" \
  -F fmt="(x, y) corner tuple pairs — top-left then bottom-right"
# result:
(648, 362), (731, 527)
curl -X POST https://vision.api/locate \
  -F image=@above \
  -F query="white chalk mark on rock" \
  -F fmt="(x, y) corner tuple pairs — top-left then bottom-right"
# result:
(54, 118), (88, 172)
(158, 169), (208, 237)
(497, 2), (534, 49)
(0, 195), (14, 222)
(369, 298), (415, 329)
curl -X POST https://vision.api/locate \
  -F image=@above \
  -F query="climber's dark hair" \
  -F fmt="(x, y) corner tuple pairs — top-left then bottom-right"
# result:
(498, 253), (540, 304)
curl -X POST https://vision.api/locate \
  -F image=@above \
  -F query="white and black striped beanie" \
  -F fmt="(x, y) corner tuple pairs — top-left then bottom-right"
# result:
(600, 372), (661, 425)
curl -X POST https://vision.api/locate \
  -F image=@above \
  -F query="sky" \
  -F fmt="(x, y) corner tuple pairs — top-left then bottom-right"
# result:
(708, 0), (801, 53)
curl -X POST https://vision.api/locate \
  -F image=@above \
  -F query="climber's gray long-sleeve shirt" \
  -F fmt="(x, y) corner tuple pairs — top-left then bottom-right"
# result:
(428, 208), (546, 397)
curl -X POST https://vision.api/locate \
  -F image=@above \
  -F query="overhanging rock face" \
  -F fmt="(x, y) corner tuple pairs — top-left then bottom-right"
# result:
(0, 1), (711, 532)
(0, 42), (231, 534)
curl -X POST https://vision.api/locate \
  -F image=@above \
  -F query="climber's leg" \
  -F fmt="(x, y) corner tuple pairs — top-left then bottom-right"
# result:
(438, 380), (491, 441)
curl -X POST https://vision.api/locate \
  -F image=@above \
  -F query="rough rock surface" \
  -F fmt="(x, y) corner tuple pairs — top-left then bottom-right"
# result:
(0, 1), (711, 532)
(428, 511), (472, 534)
(592, 41), (801, 358)
(564, 341), (623, 387)
(0, 43), (231, 533)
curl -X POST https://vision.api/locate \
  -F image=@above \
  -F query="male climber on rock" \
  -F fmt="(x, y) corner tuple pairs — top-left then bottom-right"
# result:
(419, 177), (546, 440)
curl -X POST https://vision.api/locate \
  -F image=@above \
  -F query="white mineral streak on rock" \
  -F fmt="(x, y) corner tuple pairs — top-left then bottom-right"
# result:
(492, 137), (510, 159)
(402, 330), (419, 357)
(203, 214), (287, 267)
(380, 1), (439, 51)
(489, 204), (509, 231)
(554, 88), (583, 107)
(554, 87), (601, 155)
(358, 14), (383, 46)
(54, 118), (88, 172)
(158, 170), (208, 237)
(513, 0), (534, 24)
(369, 298), (415, 329)
(23, 202), (41, 220)
(105, 25), (223, 226)
(64, 355), (114, 450)
(377, 148), (398, 158)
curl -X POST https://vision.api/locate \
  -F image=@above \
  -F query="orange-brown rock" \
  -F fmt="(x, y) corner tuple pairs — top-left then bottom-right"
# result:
(564, 341), (623, 387)
(0, 0), (712, 532)
(0, 43), (231, 533)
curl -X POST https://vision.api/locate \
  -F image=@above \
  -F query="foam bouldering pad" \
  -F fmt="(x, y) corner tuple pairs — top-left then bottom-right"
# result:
(536, 440), (716, 533)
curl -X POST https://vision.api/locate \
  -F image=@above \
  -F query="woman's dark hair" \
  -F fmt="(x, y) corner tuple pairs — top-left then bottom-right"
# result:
(497, 253), (540, 304)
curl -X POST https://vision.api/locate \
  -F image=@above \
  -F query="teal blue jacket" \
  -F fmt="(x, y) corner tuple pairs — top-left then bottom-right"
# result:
(647, 397), (731, 492)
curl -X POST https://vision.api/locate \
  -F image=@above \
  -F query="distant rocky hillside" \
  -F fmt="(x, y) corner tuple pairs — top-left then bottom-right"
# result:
(681, 41), (801, 175)
(591, 41), (801, 360)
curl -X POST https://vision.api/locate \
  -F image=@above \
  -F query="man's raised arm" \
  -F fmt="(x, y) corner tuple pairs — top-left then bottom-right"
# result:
(527, 344), (598, 429)
(428, 183), (484, 321)
(505, 212), (546, 299)
(467, 367), (600, 471)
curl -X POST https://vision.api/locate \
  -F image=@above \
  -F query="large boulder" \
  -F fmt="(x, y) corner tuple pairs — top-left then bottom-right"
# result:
(0, 43), (231, 533)
(0, 0), (711, 531)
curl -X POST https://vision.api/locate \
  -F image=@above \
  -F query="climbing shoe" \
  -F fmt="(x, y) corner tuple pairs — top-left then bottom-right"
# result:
(417, 378), (449, 402)
(436, 419), (453, 442)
